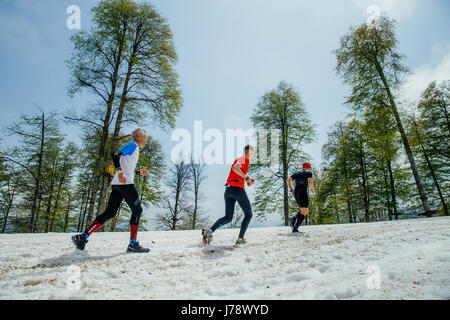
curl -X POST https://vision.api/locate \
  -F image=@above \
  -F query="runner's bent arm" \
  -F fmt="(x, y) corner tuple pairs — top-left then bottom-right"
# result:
(308, 178), (315, 193)
(286, 177), (295, 194)
(232, 163), (247, 179)
(111, 150), (122, 170)
(111, 149), (126, 183)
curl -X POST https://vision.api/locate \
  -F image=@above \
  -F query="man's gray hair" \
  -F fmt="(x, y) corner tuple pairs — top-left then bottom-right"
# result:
(131, 128), (146, 141)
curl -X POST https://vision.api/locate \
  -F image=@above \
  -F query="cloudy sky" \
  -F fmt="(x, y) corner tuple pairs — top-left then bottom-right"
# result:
(0, 0), (449, 228)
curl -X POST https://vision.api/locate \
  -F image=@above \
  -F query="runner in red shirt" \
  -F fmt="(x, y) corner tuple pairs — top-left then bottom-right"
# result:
(202, 145), (255, 246)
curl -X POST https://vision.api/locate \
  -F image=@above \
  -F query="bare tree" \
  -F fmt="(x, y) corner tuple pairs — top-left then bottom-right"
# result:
(155, 161), (192, 230)
(186, 158), (208, 230)
(5, 108), (60, 232)
(0, 162), (19, 233)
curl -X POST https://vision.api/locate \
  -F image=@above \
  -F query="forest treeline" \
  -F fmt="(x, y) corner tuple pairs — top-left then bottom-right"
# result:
(0, 1), (448, 233)
(248, 17), (448, 225)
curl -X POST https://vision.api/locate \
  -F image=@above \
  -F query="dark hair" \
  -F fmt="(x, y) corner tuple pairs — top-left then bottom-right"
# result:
(244, 144), (255, 153)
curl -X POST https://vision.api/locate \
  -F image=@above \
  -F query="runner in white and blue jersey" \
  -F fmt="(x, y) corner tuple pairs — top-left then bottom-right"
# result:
(72, 128), (150, 253)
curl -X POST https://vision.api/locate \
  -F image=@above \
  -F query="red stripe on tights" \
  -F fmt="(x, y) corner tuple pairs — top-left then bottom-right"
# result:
(130, 225), (139, 240)
(86, 220), (102, 235)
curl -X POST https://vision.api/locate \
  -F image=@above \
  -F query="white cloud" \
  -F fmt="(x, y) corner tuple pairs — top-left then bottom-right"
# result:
(401, 46), (450, 106)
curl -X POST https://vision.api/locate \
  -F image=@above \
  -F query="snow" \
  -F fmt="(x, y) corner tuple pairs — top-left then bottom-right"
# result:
(0, 216), (449, 300)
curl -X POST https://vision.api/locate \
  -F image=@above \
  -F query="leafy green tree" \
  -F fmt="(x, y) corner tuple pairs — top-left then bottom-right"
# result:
(408, 80), (449, 216)
(67, 0), (182, 227)
(315, 166), (344, 224)
(66, 0), (132, 226)
(322, 121), (357, 223)
(334, 16), (431, 214)
(361, 102), (404, 220)
(98, 0), (182, 216)
(407, 112), (448, 216)
(250, 81), (316, 225)
(417, 81), (450, 163)
(343, 120), (372, 221)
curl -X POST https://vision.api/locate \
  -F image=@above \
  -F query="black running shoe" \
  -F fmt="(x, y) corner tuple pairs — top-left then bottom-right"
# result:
(72, 233), (88, 251)
(289, 216), (297, 229)
(126, 241), (150, 253)
(292, 227), (300, 234)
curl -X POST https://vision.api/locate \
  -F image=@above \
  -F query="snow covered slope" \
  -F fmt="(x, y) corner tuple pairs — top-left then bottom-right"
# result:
(0, 217), (449, 300)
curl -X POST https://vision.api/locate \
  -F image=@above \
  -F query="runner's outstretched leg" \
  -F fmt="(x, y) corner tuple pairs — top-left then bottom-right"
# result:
(237, 190), (252, 240)
(72, 188), (123, 250)
(210, 189), (236, 232)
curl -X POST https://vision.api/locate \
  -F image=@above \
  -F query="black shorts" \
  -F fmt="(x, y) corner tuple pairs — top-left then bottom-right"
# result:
(294, 186), (308, 208)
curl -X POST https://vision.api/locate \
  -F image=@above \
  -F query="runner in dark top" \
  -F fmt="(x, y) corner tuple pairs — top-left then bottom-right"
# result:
(286, 162), (315, 233)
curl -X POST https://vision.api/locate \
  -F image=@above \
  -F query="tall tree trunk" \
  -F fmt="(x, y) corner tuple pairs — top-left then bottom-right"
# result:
(30, 112), (45, 232)
(50, 177), (64, 232)
(382, 160), (392, 221)
(346, 193), (353, 223)
(86, 125), (111, 226)
(282, 161), (289, 226)
(172, 191), (180, 231)
(85, 89), (119, 226)
(1, 187), (16, 233)
(358, 143), (370, 222)
(387, 160), (398, 220)
(85, 27), (127, 226)
(79, 181), (92, 232)
(77, 189), (87, 232)
(375, 60), (431, 214)
(281, 119), (289, 226)
(334, 192), (340, 223)
(98, 28), (140, 217)
(45, 160), (58, 233)
(338, 123), (353, 223)
(422, 151), (448, 216)
(1, 202), (12, 233)
(192, 184), (198, 230)
(63, 193), (72, 232)
(33, 196), (43, 233)
(412, 120), (448, 216)
(51, 158), (70, 231)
